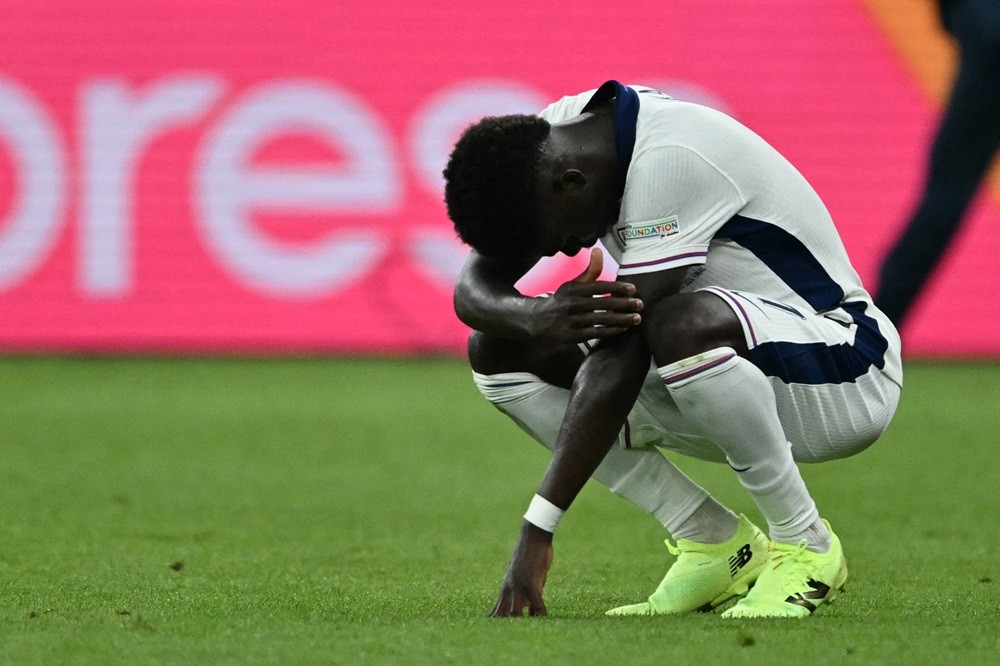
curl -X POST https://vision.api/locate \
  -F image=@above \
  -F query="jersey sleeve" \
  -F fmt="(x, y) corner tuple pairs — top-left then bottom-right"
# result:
(614, 145), (746, 276)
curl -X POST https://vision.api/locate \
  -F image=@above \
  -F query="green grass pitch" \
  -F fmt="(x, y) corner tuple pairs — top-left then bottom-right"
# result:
(1, 357), (998, 663)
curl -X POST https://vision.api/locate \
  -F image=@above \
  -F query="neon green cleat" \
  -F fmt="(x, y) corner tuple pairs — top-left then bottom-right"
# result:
(722, 520), (848, 619)
(606, 514), (770, 616)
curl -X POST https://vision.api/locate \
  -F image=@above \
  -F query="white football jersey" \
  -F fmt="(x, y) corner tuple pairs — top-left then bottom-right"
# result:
(539, 81), (901, 387)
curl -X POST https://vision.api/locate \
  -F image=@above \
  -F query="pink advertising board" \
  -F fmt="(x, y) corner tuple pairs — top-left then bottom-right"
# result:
(1, 0), (998, 355)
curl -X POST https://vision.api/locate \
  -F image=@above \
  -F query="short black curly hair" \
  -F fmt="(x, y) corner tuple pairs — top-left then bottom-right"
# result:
(443, 114), (551, 258)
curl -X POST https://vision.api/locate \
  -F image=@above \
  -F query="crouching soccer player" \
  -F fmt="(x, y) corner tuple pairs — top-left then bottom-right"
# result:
(444, 81), (902, 619)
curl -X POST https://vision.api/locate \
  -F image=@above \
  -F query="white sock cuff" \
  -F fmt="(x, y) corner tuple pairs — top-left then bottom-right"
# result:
(657, 347), (739, 389)
(472, 371), (548, 404)
(767, 506), (822, 541)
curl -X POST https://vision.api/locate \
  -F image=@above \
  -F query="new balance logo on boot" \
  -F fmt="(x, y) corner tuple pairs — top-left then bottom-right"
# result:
(729, 544), (753, 576)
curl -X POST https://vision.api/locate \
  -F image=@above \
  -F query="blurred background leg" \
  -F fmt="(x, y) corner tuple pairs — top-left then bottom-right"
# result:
(876, 0), (1000, 326)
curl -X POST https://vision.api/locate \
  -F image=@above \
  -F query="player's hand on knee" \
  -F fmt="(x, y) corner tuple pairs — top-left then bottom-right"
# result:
(489, 523), (553, 618)
(534, 248), (643, 343)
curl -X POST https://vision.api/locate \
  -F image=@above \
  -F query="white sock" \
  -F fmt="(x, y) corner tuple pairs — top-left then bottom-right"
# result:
(658, 348), (822, 547)
(785, 520), (832, 553)
(473, 371), (731, 540)
(671, 495), (740, 544)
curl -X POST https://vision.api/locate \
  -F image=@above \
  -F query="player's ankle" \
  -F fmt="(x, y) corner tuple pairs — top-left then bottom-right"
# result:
(772, 519), (831, 553)
(670, 499), (740, 544)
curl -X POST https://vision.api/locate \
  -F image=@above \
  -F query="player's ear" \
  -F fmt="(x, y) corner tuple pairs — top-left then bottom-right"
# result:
(557, 169), (587, 191)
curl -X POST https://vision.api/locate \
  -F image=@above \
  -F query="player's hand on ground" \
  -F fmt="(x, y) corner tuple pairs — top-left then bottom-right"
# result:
(489, 521), (554, 618)
(532, 248), (643, 343)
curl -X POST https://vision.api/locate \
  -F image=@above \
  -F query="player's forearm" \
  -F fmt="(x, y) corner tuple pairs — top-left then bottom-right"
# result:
(453, 251), (539, 338)
(535, 331), (650, 511)
(453, 281), (540, 338)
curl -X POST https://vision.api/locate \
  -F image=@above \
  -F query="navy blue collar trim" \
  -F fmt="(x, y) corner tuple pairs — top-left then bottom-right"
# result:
(582, 80), (639, 192)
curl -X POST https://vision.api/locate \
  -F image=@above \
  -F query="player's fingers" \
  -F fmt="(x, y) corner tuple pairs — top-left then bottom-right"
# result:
(567, 280), (637, 297)
(489, 590), (514, 617)
(578, 326), (630, 339)
(573, 312), (642, 328)
(590, 296), (643, 312)
(529, 594), (548, 617)
(568, 296), (643, 314)
(571, 248), (603, 283)
(529, 604), (548, 617)
(490, 589), (531, 618)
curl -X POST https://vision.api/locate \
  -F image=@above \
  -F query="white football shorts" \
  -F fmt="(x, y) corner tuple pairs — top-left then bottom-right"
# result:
(611, 287), (901, 464)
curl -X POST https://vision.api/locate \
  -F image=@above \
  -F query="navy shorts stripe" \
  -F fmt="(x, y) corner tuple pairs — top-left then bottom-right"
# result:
(746, 302), (888, 385)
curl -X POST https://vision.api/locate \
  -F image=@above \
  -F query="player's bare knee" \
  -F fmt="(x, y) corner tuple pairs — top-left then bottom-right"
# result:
(467, 331), (582, 388)
(468, 331), (509, 375)
(642, 292), (747, 365)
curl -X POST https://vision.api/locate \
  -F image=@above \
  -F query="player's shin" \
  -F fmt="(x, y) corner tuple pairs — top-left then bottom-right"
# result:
(472, 371), (711, 535)
(658, 349), (827, 550)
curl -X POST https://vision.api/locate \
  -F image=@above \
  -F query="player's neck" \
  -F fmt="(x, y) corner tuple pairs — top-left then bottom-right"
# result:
(552, 108), (618, 184)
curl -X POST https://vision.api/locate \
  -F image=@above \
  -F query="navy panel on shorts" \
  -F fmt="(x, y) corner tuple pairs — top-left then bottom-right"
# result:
(716, 215), (888, 385)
